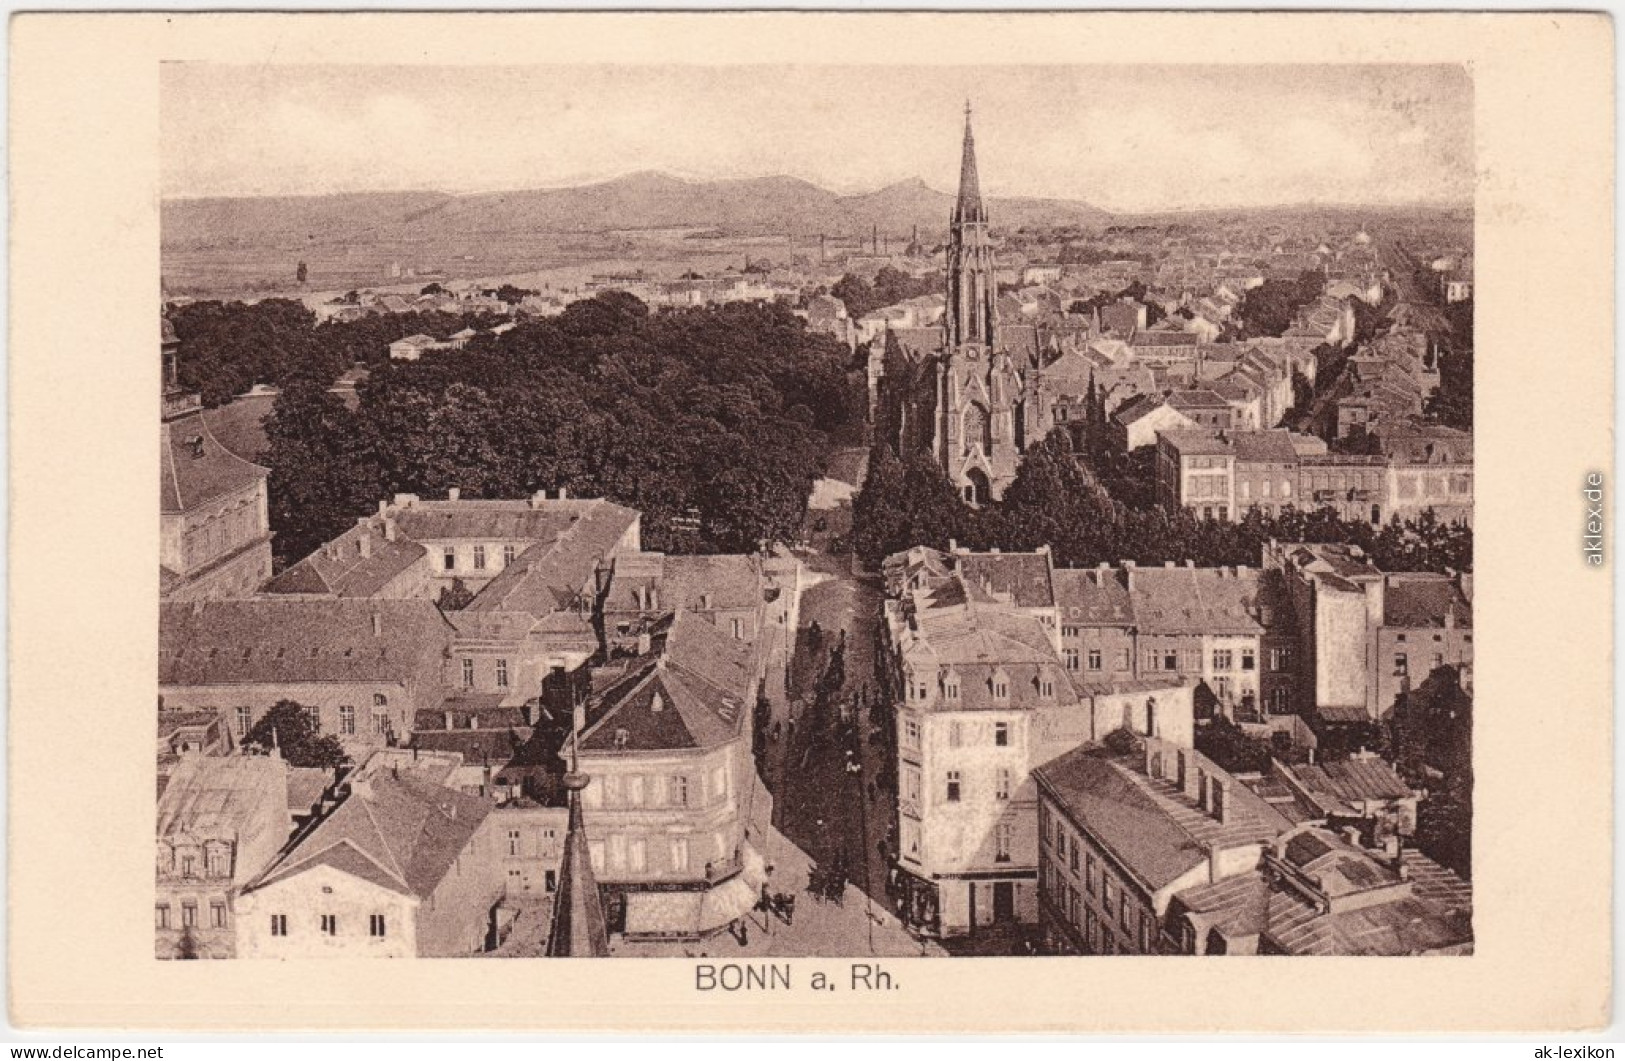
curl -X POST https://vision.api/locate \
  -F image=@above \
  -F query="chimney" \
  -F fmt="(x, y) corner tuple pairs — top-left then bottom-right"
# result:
(1180, 751), (1200, 800)
(558, 486), (568, 500)
(531, 490), (547, 509)
(445, 711), (455, 731)
(637, 630), (652, 655)
(448, 487), (461, 501)
(378, 500), (389, 517)
(1215, 778), (1232, 824)
(1164, 561), (1175, 569)
(482, 762), (493, 797)
(1205, 841), (1224, 883)
(383, 517), (397, 541)
(649, 587), (659, 612)
(360, 535), (372, 559)
(371, 612), (382, 637)
(470, 714), (480, 730)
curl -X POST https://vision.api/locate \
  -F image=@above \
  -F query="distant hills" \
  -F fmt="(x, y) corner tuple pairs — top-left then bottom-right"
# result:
(161, 171), (1115, 249)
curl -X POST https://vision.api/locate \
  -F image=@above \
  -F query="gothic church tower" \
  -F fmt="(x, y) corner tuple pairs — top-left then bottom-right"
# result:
(934, 103), (1025, 505)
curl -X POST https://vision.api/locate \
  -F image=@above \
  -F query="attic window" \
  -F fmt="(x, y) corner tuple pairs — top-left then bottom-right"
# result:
(275, 647), (285, 659)
(613, 728), (629, 749)
(240, 647), (252, 660)
(185, 435), (205, 459)
(309, 646), (320, 658)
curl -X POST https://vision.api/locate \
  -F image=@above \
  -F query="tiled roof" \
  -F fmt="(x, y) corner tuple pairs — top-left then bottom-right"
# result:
(1158, 429), (1233, 457)
(955, 552), (1056, 609)
(1229, 430), (1301, 464)
(201, 393), (279, 464)
(410, 728), (531, 765)
(159, 598), (454, 685)
(1052, 566), (1134, 626)
(1383, 576), (1472, 628)
(1036, 744), (1291, 893)
(161, 410), (269, 514)
(261, 523), (427, 598)
(463, 500), (639, 617)
(578, 609), (756, 753)
(250, 772), (493, 900)
(1128, 566), (1265, 636)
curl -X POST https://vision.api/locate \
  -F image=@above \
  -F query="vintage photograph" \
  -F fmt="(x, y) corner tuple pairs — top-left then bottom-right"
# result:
(156, 63), (1475, 961)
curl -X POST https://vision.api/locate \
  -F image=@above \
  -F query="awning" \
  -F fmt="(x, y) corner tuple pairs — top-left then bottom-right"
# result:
(624, 891), (703, 937)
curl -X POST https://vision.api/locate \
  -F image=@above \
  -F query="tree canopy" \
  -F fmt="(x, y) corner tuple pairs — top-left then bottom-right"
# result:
(249, 294), (862, 566)
(242, 700), (351, 769)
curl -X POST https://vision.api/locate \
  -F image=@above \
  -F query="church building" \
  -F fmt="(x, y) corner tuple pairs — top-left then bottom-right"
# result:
(875, 106), (1061, 505)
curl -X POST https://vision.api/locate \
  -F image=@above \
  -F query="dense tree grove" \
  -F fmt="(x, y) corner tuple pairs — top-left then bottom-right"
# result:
(1234, 268), (1326, 338)
(1425, 297), (1474, 431)
(246, 293), (862, 566)
(852, 428), (1472, 575)
(168, 298), (505, 406)
(829, 266), (943, 321)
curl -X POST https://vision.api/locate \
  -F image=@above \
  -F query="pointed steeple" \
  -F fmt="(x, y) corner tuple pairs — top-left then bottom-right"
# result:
(945, 100), (998, 350)
(954, 100), (987, 226)
(546, 697), (610, 957)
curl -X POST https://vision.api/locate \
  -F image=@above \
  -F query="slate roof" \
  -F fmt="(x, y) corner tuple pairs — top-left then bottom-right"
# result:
(200, 394), (279, 464)
(160, 410), (269, 515)
(955, 552), (1057, 609)
(1128, 566), (1266, 637)
(1383, 575), (1472, 628)
(159, 598), (454, 686)
(1035, 744), (1291, 893)
(1052, 566), (1134, 626)
(248, 772), (492, 900)
(1229, 430), (1301, 464)
(261, 523), (427, 598)
(903, 595), (1077, 713)
(410, 728), (532, 765)
(577, 609), (756, 754)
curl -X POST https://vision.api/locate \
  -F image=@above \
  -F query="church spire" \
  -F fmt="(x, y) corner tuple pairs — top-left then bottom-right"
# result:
(954, 100), (986, 226)
(945, 100), (997, 350)
(546, 691), (610, 957)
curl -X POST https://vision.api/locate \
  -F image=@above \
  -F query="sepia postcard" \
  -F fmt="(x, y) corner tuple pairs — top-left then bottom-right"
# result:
(8, 10), (1615, 1035)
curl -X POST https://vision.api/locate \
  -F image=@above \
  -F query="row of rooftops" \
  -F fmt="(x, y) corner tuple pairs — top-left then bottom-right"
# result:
(889, 545), (1291, 638)
(1036, 735), (1471, 955)
(1156, 422), (1470, 466)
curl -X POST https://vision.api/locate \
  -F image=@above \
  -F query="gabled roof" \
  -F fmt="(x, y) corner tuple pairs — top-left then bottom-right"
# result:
(1128, 565), (1266, 636)
(463, 500), (639, 617)
(261, 524), (427, 598)
(1052, 566), (1134, 626)
(578, 609), (756, 753)
(249, 772), (492, 900)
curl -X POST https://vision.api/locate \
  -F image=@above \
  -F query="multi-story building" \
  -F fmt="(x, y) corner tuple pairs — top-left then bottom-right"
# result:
(159, 598), (456, 754)
(1375, 423), (1474, 527)
(1156, 429), (1237, 520)
(156, 755), (293, 958)
(569, 608), (768, 940)
(1371, 572), (1474, 715)
(1034, 737), (1292, 954)
(160, 315), (273, 601)
(237, 762), (503, 958)
(883, 555), (1198, 938)
(1267, 541), (1471, 726)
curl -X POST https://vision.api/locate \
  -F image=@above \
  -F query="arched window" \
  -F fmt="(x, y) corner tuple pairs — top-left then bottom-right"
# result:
(962, 402), (991, 455)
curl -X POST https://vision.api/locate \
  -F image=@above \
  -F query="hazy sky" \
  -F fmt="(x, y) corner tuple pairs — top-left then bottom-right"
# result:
(162, 64), (1472, 212)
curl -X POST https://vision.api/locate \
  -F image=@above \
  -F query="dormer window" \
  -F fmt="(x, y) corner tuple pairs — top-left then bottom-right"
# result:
(613, 728), (630, 749)
(990, 669), (1010, 700)
(942, 670), (960, 700)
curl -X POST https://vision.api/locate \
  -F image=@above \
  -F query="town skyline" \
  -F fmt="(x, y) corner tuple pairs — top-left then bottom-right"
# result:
(162, 64), (1473, 212)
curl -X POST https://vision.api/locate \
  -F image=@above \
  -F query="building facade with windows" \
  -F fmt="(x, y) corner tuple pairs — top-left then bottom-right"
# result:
(567, 608), (768, 940)
(158, 598), (456, 754)
(156, 755), (293, 959)
(236, 767), (502, 958)
(1034, 738), (1292, 955)
(160, 316), (274, 601)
